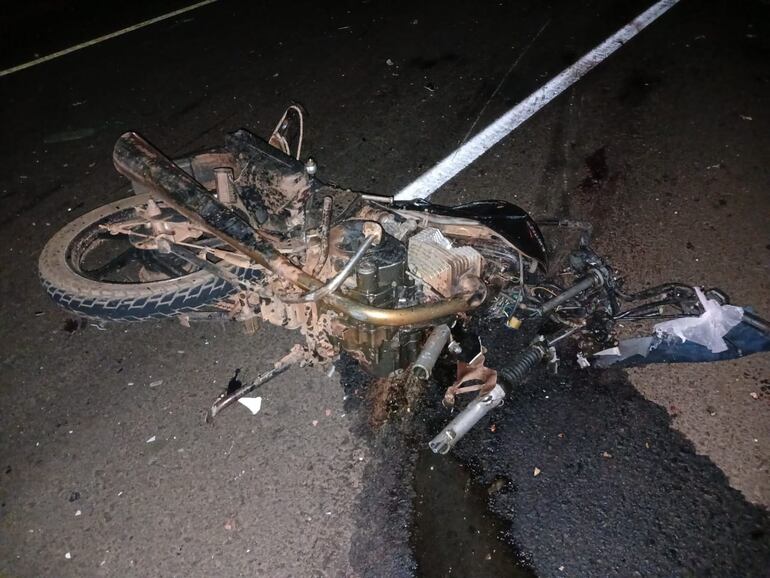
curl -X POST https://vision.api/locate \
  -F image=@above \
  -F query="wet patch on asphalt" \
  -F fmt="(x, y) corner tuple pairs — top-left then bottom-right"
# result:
(340, 319), (770, 577)
(338, 354), (418, 577)
(412, 449), (535, 578)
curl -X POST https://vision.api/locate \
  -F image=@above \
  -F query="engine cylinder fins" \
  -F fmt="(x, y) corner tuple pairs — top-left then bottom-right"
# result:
(407, 227), (483, 298)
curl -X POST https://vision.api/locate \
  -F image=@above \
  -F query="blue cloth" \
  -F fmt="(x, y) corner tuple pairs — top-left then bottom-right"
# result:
(591, 319), (770, 368)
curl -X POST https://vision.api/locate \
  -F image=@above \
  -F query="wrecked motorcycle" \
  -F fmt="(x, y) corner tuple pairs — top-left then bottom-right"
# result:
(39, 107), (770, 453)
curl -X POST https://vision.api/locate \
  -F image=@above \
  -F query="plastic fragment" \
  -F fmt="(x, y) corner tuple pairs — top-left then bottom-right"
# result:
(654, 288), (743, 353)
(237, 397), (262, 415)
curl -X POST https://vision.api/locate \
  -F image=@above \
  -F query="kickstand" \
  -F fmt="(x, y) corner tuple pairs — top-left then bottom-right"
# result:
(206, 345), (306, 422)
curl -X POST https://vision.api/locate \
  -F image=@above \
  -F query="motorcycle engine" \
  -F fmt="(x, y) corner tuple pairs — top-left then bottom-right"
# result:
(258, 190), (519, 378)
(328, 214), (484, 377)
(338, 230), (425, 376)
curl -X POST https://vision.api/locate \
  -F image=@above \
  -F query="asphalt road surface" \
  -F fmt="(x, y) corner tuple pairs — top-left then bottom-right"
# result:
(1, 1), (769, 576)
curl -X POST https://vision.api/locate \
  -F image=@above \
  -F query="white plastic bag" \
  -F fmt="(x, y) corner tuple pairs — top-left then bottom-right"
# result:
(654, 288), (743, 353)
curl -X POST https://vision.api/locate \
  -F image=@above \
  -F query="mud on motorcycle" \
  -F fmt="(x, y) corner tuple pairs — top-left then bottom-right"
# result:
(39, 106), (770, 453)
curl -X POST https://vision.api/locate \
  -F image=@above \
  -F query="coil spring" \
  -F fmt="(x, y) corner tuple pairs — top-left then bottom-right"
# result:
(499, 345), (545, 387)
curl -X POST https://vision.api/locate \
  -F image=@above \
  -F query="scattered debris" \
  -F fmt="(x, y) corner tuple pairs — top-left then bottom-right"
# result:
(386, 58), (395, 66)
(312, 420), (319, 427)
(237, 397), (262, 414)
(68, 491), (80, 502)
(75, 510), (82, 517)
(655, 288), (743, 353)
(740, 115), (753, 121)
(601, 451), (613, 459)
(487, 478), (506, 495)
(65, 552), (72, 560)
(44, 128), (96, 144)
(749, 392), (759, 400)
(533, 467), (541, 477)
(146, 435), (156, 443)
(149, 379), (163, 388)
(576, 352), (590, 368)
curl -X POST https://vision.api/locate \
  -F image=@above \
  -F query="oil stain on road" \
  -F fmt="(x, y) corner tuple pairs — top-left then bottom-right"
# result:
(340, 320), (770, 578)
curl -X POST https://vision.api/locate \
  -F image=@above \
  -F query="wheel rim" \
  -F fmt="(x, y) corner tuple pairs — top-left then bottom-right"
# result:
(66, 201), (205, 285)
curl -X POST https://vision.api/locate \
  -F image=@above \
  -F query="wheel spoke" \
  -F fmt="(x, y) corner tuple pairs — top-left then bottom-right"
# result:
(82, 245), (142, 280)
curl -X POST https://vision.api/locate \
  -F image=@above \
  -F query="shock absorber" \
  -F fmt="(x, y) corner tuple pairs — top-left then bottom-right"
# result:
(429, 339), (549, 454)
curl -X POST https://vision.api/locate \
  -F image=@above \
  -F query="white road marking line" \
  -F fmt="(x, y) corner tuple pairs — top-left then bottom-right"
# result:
(0, 0), (220, 78)
(394, 0), (680, 201)
(457, 19), (551, 148)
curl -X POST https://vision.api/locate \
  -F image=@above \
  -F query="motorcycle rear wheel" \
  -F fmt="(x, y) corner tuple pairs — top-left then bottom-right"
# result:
(38, 192), (256, 321)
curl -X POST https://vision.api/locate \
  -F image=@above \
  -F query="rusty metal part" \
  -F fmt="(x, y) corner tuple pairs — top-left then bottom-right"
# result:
(268, 104), (305, 160)
(102, 219), (257, 270)
(392, 207), (546, 266)
(166, 245), (251, 290)
(456, 274), (488, 307)
(113, 132), (483, 327)
(360, 194), (394, 204)
(312, 195), (333, 276)
(103, 217), (203, 247)
(443, 351), (498, 407)
(412, 324), (451, 380)
(280, 235), (375, 304)
(207, 346), (305, 421)
(214, 167), (235, 205)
